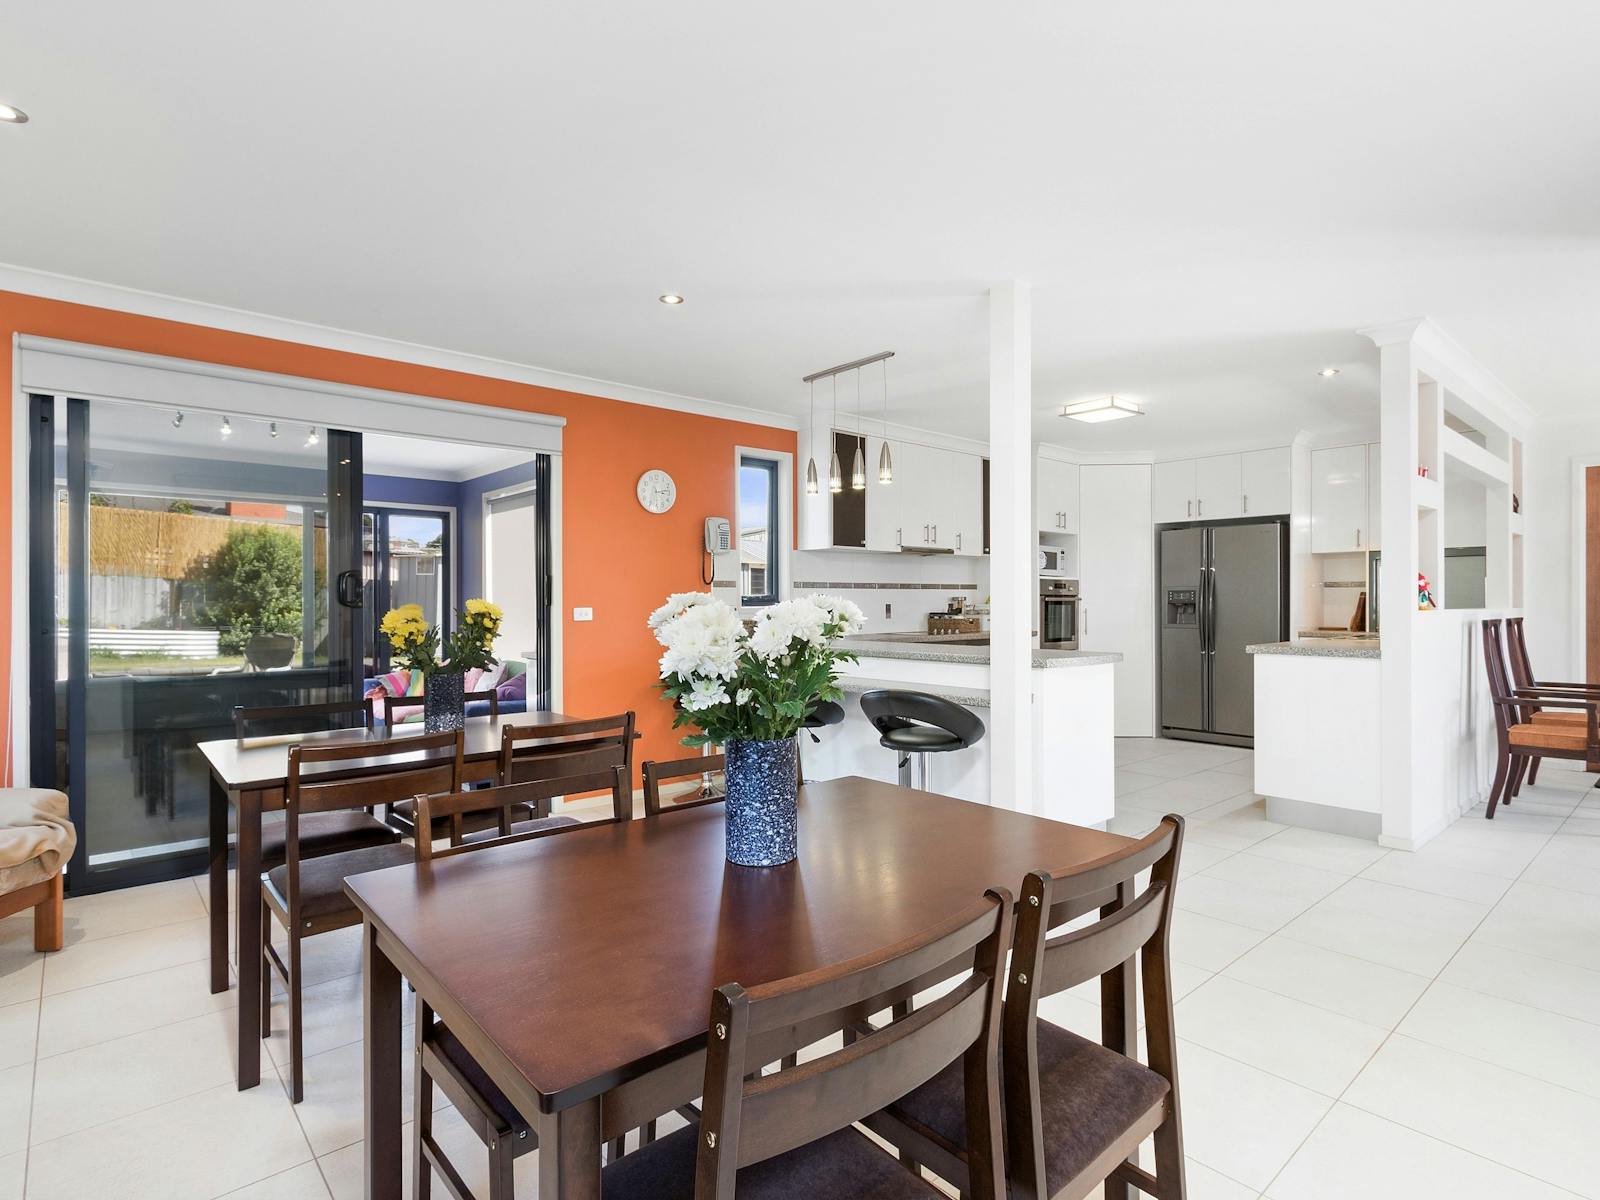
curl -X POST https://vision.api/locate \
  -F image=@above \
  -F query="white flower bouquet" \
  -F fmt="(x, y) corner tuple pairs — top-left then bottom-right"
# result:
(649, 592), (865, 746)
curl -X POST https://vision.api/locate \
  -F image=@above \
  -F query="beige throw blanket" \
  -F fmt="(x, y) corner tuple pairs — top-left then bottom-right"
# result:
(0, 788), (76, 895)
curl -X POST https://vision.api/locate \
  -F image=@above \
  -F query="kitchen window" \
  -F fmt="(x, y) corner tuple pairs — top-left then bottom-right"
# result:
(739, 455), (780, 606)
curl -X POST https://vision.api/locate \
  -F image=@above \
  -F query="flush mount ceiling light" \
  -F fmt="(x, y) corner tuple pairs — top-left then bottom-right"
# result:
(1317, 367), (1341, 378)
(658, 293), (684, 305)
(1059, 395), (1144, 424)
(305, 426), (320, 447)
(269, 421), (279, 439)
(0, 104), (28, 124)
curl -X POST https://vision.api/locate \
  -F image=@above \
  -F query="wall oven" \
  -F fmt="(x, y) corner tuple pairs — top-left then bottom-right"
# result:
(1040, 578), (1080, 649)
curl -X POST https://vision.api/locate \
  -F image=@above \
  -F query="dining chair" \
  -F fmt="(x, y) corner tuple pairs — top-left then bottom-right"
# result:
(599, 887), (1015, 1200)
(231, 700), (400, 867)
(1504, 616), (1600, 785)
(642, 753), (726, 816)
(377, 688), (499, 727)
(409, 767), (633, 1200)
(261, 728), (464, 1102)
(1482, 619), (1598, 818)
(867, 816), (1187, 1200)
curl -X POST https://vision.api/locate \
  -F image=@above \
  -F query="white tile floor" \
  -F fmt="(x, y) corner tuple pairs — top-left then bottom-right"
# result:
(2, 739), (1598, 1199)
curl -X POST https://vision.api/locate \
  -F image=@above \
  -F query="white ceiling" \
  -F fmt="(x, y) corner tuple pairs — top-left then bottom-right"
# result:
(3, 2), (1596, 457)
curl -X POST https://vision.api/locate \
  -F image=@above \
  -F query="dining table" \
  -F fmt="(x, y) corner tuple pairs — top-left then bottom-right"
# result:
(345, 774), (1137, 1199)
(198, 711), (589, 1091)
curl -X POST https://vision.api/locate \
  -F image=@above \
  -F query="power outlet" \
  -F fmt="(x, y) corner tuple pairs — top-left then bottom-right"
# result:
(573, 607), (594, 622)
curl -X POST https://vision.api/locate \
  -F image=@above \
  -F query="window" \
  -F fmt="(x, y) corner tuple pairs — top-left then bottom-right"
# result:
(739, 456), (779, 606)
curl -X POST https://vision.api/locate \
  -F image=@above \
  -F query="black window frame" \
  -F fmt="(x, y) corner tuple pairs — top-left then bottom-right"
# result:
(738, 455), (781, 607)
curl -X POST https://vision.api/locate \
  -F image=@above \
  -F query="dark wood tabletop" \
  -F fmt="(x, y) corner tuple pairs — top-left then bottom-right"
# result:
(346, 774), (1133, 1111)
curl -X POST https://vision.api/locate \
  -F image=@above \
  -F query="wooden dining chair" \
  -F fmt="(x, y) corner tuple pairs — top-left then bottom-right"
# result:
(377, 688), (499, 727)
(409, 767), (632, 1200)
(642, 753), (726, 816)
(1482, 619), (1598, 818)
(261, 728), (464, 1102)
(231, 701), (400, 867)
(1504, 616), (1600, 785)
(600, 887), (1015, 1200)
(867, 816), (1187, 1200)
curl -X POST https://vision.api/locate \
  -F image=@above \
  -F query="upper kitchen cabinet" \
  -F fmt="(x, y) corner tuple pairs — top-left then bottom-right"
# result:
(1310, 443), (1372, 553)
(802, 429), (984, 556)
(1036, 457), (1080, 534)
(1152, 459), (1197, 523)
(1155, 448), (1291, 523)
(1241, 447), (1293, 518)
(1195, 454), (1244, 520)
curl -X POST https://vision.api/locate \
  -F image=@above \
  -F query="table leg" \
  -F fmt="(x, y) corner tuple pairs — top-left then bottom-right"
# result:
(364, 922), (404, 1200)
(537, 1097), (602, 1200)
(235, 788), (262, 1090)
(208, 775), (229, 994)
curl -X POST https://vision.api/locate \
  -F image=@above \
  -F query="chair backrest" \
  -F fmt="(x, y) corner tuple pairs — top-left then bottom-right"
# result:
(694, 889), (1014, 1200)
(233, 699), (373, 745)
(1481, 619), (1515, 735)
(415, 766), (630, 860)
(377, 689), (499, 726)
(1505, 616), (1535, 692)
(1003, 816), (1184, 1200)
(642, 753), (726, 816)
(499, 713), (635, 796)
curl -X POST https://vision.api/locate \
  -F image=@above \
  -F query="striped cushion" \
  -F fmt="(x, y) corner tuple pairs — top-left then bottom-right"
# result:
(1508, 723), (1589, 751)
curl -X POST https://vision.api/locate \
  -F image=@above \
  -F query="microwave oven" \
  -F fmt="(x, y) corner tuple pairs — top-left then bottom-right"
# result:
(1038, 546), (1070, 576)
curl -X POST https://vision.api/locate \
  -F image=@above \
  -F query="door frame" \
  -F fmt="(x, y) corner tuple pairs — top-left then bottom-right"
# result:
(362, 502), (456, 677)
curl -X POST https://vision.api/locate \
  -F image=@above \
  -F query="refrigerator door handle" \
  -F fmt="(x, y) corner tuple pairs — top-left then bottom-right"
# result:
(1207, 565), (1219, 655)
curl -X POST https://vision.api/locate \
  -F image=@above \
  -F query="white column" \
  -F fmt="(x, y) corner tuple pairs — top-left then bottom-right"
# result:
(989, 282), (1035, 812)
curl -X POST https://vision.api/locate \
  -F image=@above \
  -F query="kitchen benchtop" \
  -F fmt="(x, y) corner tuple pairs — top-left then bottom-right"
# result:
(836, 675), (992, 708)
(840, 633), (1122, 669)
(1247, 639), (1381, 660)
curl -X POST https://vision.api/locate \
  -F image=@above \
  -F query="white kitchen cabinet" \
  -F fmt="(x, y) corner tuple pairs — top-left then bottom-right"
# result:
(882, 441), (984, 554)
(864, 435), (900, 552)
(1195, 454), (1243, 520)
(1080, 464), (1155, 736)
(1241, 447), (1292, 517)
(946, 450), (985, 556)
(1152, 459), (1197, 524)
(1365, 442), (1381, 551)
(1310, 443), (1371, 553)
(1036, 457), (1080, 534)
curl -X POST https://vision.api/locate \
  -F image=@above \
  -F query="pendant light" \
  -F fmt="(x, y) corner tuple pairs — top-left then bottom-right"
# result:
(804, 379), (820, 495)
(828, 378), (843, 494)
(878, 358), (894, 485)
(850, 369), (867, 490)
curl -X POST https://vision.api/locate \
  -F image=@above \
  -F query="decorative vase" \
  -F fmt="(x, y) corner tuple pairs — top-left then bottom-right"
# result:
(723, 738), (799, 867)
(423, 670), (466, 733)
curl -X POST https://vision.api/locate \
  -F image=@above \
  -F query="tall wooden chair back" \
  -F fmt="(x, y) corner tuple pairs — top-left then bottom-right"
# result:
(642, 753), (726, 816)
(233, 699), (372, 744)
(1505, 617), (1535, 693)
(1004, 816), (1185, 1200)
(499, 713), (635, 807)
(415, 768), (631, 860)
(1482, 618), (1514, 731)
(693, 889), (1014, 1200)
(377, 689), (499, 727)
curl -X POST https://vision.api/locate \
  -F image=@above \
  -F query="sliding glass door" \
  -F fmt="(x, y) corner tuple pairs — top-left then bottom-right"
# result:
(362, 508), (451, 678)
(30, 395), (364, 893)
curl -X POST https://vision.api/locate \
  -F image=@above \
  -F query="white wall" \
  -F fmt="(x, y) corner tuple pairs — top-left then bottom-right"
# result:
(791, 549), (989, 634)
(1525, 415), (1600, 682)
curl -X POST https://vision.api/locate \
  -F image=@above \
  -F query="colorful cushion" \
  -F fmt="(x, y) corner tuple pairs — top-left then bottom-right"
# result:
(380, 669), (410, 699)
(502, 659), (526, 680)
(463, 667), (485, 692)
(406, 671), (427, 697)
(496, 672), (527, 702)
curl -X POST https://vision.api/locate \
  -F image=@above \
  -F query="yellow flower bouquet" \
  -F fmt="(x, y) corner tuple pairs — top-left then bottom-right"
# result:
(377, 597), (503, 677)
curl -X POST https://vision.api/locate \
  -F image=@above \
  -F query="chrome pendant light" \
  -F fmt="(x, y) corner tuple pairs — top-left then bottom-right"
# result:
(828, 377), (843, 493)
(805, 380), (819, 495)
(850, 369), (867, 490)
(878, 358), (894, 484)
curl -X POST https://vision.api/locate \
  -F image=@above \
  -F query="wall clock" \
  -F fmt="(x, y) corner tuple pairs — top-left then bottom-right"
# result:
(636, 469), (677, 513)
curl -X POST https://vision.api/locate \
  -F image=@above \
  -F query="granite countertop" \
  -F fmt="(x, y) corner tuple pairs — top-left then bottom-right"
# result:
(1247, 639), (1381, 660)
(836, 675), (992, 709)
(840, 634), (1122, 669)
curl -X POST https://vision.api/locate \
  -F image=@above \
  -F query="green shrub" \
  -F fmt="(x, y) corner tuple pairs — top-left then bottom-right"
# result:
(199, 524), (302, 654)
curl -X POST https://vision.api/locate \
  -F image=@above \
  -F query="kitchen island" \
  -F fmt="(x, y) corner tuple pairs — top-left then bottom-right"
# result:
(802, 633), (1122, 826)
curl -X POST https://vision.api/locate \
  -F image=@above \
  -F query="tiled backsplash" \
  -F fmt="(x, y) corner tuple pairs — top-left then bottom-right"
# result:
(792, 580), (980, 591)
(791, 548), (989, 634)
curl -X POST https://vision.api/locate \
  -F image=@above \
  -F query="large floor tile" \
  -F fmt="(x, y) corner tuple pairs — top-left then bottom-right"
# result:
(60, 877), (206, 945)
(1343, 1036), (1600, 1196)
(1222, 936), (1430, 1029)
(1178, 875), (1319, 934)
(1176, 841), (1239, 878)
(1169, 910), (1268, 972)
(0, 1151), (22, 1200)
(1357, 852), (1514, 905)
(1181, 1159), (1260, 1199)
(1408, 826), (1550, 880)
(0, 1000), (37, 1070)
(215, 1161), (332, 1199)
(34, 958), (233, 1058)
(263, 969), (417, 1066)
(0, 923), (44, 1008)
(1278, 902), (1467, 976)
(1115, 737), (1175, 766)
(291, 1033), (419, 1157)
(266, 925), (365, 998)
(1174, 1040), (1331, 1192)
(24, 1073), (313, 1200)
(29, 1006), (241, 1144)
(1397, 981), (1600, 1100)
(1183, 803), (1287, 852)
(1315, 877), (1489, 939)
(39, 916), (211, 996)
(1200, 853), (1351, 903)
(1176, 976), (1386, 1096)
(1439, 941), (1600, 1028)
(1471, 882), (1600, 972)
(1266, 1102), (1579, 1200)
(1521, 835), (1600, 897)
(1122, 747), (1249, 780)
(0, 1063), (31, 1155)
(1247, 827), (1389, 876)
(1115, 768), (1165, 797)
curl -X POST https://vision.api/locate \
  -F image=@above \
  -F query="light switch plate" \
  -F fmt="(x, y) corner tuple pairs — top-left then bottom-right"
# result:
(573, 607), (594, 622)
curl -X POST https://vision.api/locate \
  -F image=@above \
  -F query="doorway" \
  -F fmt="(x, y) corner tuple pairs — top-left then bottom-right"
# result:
(362, 507), (452, 677)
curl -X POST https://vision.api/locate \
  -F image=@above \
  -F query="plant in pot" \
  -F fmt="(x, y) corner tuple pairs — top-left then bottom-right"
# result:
(378, 599), (502, 732)
(650, 592), (863, 867)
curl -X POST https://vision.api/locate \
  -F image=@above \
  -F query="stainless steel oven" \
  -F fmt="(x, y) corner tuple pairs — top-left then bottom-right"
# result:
(1039, 578), (1080, 649)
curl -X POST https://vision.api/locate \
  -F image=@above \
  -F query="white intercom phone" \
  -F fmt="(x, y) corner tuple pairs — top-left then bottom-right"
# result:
(704, 516), (732, 554)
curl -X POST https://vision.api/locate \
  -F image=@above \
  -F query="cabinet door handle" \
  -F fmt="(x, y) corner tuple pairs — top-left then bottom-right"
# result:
(932, 523), (938, 543)
(896, 527), (902, 547)
(956, 532), (962, 550)
(1187, 499), (1192, 518)
(1243, 494), (1248, 514)
(1356, 528), (1362, 547)
(1197, 499), (1203, 517)
(923, 524), (929, 542)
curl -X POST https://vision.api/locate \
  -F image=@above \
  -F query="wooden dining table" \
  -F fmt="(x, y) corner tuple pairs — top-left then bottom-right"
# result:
(346, 775), (1136, 1199)
(198, 711), (587, 1090)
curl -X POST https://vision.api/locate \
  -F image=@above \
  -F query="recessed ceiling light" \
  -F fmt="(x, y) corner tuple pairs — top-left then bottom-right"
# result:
(1317, 367), (1341, 378)
(1059, 395), (1144, 424)
(0, 104), (28, 125)
(658, 293), (685, 305)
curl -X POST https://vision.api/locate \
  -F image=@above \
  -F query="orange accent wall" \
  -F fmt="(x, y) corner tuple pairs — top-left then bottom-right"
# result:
(0, 290), (795, 783)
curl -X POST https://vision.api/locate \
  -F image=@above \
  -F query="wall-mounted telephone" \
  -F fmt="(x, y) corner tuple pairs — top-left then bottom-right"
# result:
(702, 516), (731, 585)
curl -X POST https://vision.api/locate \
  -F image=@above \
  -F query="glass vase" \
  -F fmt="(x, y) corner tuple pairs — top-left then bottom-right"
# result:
(723, 737), (799, 867)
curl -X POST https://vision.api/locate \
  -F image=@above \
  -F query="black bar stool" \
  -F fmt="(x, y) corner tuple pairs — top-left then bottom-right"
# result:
(858, 690), (985, 790)
(797, 699), (844, 784)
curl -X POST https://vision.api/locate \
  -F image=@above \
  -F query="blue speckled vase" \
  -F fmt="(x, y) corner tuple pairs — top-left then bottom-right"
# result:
(723, 738), (799, 867)
(423, 670), (465, 733)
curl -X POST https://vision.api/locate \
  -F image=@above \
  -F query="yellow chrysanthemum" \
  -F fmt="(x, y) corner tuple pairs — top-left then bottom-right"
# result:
(465, 598), (503, 620)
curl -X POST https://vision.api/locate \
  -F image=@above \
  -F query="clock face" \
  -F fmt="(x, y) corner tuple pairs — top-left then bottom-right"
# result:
(636, 469), (677, 513)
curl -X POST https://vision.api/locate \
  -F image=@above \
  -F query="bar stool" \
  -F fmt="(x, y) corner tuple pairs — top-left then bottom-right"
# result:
(797, 699), (844, 784)
(858, 690), (986, 790)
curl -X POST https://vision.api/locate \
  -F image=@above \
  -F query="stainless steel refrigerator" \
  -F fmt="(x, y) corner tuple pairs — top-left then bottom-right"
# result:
(1159, 520), (1288, 746)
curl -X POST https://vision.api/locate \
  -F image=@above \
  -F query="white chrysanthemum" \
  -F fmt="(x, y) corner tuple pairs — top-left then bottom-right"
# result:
(681, 677), (731, 712)
(657, 598), (744, 680)
(648, 591), (717, 637)
(735, 688), (753, 705)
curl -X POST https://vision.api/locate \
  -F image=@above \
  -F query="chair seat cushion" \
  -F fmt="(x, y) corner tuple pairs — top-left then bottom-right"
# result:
(264, 841), (415, 920)
(1529, 709), (1590, 726)
(601, 1118), (940, 1200)
(886, 1018), (1168, 1195)
(389, 797), (535, 836)
(878, 726), (967, 753)
(435, 1023), (530, 1136)
(1509, 722), (1589, 751)
(460, 815), (582, 845)
(260, 810), (399, 868)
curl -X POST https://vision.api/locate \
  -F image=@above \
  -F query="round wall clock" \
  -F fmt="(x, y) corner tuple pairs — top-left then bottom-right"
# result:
(636, 469), (677, 513)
